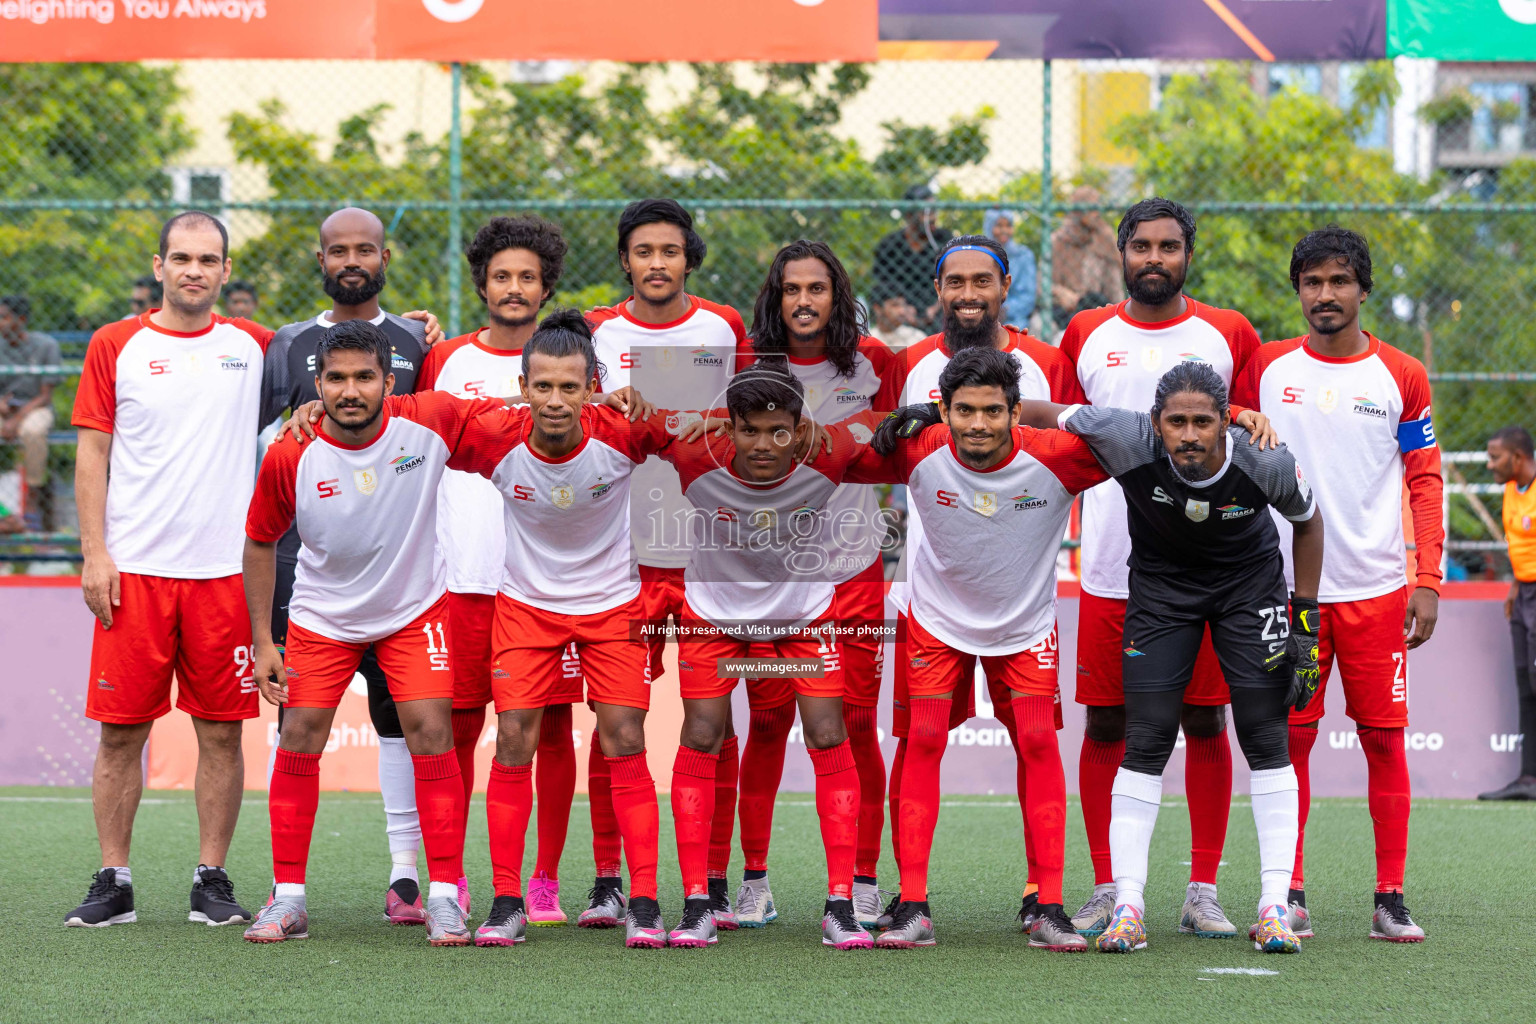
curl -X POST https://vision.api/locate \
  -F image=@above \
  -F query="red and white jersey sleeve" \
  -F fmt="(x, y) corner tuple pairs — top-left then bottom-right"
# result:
(72, 313), (272, 578)
(589, 296), (744, 569)
(1238, 333), (1444, 600)
(897, 423), (1106, 656)
(422, 332), (524, 595)
(1062, 298), (1260, 599)
(662, 424), (873, 639)
(245, 392), (500, 643)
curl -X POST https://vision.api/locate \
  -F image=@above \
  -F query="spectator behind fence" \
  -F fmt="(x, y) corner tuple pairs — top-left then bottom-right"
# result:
(125, 275), (161, 320)
(223, 279), (258, 321)
(1481, 425), (1536, 801)
(0, 295), (61, 532)
(984, 208), (1038, 329)
(866, 283), (926, 350)
(1049, 185), (1125, 330)
(872, 184), (954, 333)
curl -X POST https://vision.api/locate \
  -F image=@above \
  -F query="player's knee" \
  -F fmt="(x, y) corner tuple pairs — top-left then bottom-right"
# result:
(495, 711), (541, 764)
(1233, 718), (1289, 772)
(277, 715), (331, 756)
(595, 710), (647, 759)
(405, 718), (454, 757)
(801, 715), (847, 751)
(1180, 704), (1226, 738)
(1084, 705), (1126, 743)
(97, 722), (152, 756)
(678, 715), (726, 754)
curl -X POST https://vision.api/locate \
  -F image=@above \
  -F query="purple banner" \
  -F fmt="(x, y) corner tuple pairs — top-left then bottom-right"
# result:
(879, 0), (1386, 60)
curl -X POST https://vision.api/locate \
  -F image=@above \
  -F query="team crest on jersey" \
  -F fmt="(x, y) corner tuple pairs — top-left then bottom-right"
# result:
(972, 491), (999, 517)
(1185, 498), (1210, 522)
(185, 353), (204, 376)
(1316, 386), (1340, 414)
(657, 348), (677, 369)
(805, 386), (821, 408)
(551, 484), (575, 510)
(1140, 347), (1163, 373)
(749, 508), (778, 531)
(353, 467), (378, 496)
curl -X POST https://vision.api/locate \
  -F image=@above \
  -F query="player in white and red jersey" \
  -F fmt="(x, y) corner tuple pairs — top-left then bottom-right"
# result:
(727, 240), (900, 928)
(856, 347), (1108, 951)
(1232, 227), (1442, 943)
(66, 212), (269, 931)
(875, 233), (1085, 930)
(587, 199), (748, 926)
(241, 320), (507, 947)
(1059, 198), (1261, 939)
(419, 215), (586, 927)
(654, 366), (878, 950)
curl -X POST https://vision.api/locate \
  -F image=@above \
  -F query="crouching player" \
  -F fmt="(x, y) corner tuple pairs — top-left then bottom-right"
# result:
(241, 320), (506, 945)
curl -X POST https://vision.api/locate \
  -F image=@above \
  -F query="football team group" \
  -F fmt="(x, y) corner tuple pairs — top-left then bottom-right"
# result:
(61, 195), (1442, 956)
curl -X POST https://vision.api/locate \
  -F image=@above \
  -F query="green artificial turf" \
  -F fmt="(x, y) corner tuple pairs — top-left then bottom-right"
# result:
(7, 787), (1532, 1023)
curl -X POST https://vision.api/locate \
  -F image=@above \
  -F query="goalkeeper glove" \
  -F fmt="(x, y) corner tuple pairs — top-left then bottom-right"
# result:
(1267, 594), (1321, 710)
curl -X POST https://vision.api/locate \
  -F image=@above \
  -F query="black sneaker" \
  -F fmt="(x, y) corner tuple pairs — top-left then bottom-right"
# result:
(65, 869), (136, 927)
(707, 877), (738, 930)
(1028, 903), (1089, 951)
(876, 891), (902, 930)
(1017, 891), (1041, 933)
(190, 866), (251, 926)
(624, 895), (666, 948)
(822, 898), (874, 949)
(578, 877), (626, 928)
(1477, 776), (1536, 801)
(874, 900), (935, 948)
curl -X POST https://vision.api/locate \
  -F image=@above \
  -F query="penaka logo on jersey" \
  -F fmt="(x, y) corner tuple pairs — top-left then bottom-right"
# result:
(1219, 502), (1255, 520)
(834, 386), (867, 404)
(218, 354), (249, 371)
(1011, 492), (1048, 510)
(1351, 393), (1387, 419)
(589, 480), (614, 501)
(691, 347), (724, 367)
(390, 453), (426, 475)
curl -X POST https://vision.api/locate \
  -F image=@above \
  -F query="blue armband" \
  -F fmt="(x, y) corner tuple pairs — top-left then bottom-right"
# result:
(1397, 414), (1436, 453)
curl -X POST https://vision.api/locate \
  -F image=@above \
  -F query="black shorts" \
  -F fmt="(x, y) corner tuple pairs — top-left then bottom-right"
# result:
(1122, 554), (1290, 693)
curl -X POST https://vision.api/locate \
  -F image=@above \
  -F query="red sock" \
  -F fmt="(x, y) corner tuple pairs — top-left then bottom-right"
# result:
(739, 701), (795, 872)
(808, 740), (860, 900)
(1184, 730), (1233, 885)
(607, 752), (660, 900)
(996, 703), (1037, 888)
(896, 699), (949, 903)
(270, 749), (321, 884)
(534, 704), (576, 880)
(888, 737), (906, 868)
(1012, 696), (1066, 905)
(670, 746), (718, 898)
(450, 707), (485, 825)
(708, 735), (738, 879)
(1288, 724), (1318, 890)
(487, 759), (532, 897)
(1079, 736), (1124, 886)
(412, 751), (466, 885)
(843, 703), (886, 879)
(587, 740), (622, 878)
(1359, 726), (1411, 892)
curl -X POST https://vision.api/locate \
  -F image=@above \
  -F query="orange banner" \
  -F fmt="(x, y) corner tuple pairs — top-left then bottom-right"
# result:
(0, 0), (875, 62)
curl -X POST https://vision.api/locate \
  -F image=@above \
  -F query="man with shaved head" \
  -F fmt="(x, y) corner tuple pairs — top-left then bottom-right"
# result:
(258, 207), (448, 927)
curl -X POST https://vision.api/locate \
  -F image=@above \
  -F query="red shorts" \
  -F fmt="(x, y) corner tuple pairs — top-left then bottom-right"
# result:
(1289, 587), (1410, 728)
(639, 564), (685, 683)
(86, 572), (257, 725)
(285, 593), (455, 709)
(678, 603), (844, 702)
(746, 561), (886, 711)
(893, 612), (1062, 737)
(1076, 591), (1229, 707)
(491, 593), (649, 713)
(449, 592), (582, 709)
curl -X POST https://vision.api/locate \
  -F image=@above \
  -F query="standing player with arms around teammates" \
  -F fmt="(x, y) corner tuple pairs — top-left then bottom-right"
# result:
(418, 216), (586, 927)
(1012, 362), (1322, 954)
(587, 199), (747, 928)
(732, 241), (899, 930)
(242, 321), (512, 946)
(67, 211), (269, 929)
(257, 207), (448, 926)
(1060, 198), (1262, 939)
(877, 233), (1084, 932)
(859, 348), (1110, 952)
(1233, 227), (1442, 941)
(658, 367), (879, 950)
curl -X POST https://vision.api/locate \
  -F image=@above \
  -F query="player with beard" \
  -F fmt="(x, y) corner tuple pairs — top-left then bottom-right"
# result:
(876, 234), (1082, 931)
(1060, 198), (1262, 940)
(258, 207), (449, 927)
(729, 241), (899, 929)
(1233, 227), (1441, 942)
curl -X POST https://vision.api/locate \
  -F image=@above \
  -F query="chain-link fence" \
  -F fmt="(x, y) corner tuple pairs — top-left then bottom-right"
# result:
(1, 57), (1531, 575)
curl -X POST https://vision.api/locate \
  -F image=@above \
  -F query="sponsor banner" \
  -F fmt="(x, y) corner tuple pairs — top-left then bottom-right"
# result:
(0, 0), (876, 62)
(1388, 0), (1536, 60)
(878, 0), (1386, 61)
(0, 581), (1522, 799)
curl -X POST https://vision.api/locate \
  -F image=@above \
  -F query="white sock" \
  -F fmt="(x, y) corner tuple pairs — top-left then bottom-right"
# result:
(193, 864), (221, 883)
(378, 736), (421, 883)
(106, 865), (131, 885)
(1250, 766), (1300, 915)
(1109, 768), (1163, 914)
(274, 882), (305, 900)
(428, 880), (458, 901)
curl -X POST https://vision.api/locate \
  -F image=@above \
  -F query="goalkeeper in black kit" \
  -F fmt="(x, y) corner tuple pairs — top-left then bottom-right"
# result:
(886, 357), (1323, 955)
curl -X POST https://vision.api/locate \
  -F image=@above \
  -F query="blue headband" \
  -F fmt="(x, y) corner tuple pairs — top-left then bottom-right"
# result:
(935, 244), (1009, 280)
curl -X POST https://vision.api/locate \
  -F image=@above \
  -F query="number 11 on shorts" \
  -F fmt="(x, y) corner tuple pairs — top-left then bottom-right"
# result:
(423, 621), (450, 672)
